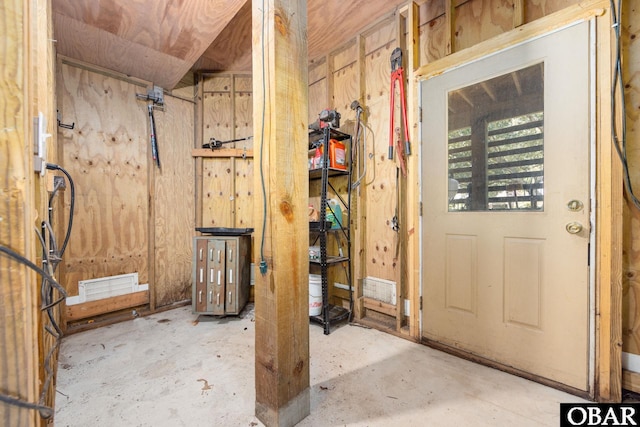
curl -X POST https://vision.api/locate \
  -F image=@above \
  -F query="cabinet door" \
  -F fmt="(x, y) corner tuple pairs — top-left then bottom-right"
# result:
(208, 239), (226, 315)
(225, 238), (238, 314)
(194, 239), (209, 313)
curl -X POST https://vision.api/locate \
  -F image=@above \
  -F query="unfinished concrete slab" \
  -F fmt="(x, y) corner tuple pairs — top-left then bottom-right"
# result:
(55, 305), (587, 426)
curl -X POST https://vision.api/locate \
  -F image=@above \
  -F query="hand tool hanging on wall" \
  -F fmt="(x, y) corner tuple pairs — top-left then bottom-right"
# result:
(350, 100), (367, 190)
(388, 47), (411, 160)
(395, 127), (407, 177)
(147, 104), (161, 169)
(202, 136), (253, 150)
(391, 166), (400, 233)
(136, 85), (164, 169)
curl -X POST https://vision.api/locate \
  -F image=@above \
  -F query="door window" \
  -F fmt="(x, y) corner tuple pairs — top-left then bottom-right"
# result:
(448, 63), (544, 212)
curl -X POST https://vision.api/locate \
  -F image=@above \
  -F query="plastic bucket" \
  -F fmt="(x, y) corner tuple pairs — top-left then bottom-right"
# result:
(309, 274), (322, 316)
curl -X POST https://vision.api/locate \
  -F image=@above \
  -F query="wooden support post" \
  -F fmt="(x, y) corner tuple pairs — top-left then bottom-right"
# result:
(252, 1), (310, 425)
(1, 1), (39, 425)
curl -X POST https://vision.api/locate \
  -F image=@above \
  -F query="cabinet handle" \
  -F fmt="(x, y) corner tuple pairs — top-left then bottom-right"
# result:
(217, 250), (221, 263)
(209, 248), (213, 261)
(228, 249), (233, 262)
(208, 290), (212, 303)
(229, 269), (233, 284)
(228, 291), (232, 304)
(199, 248), (203, 261)
(217, 270), (222, 286)
(198, 290), (202, 303)
(216, 293), (220, 305)
(199, 268), (203, 283)
(210, 268), (214, 283)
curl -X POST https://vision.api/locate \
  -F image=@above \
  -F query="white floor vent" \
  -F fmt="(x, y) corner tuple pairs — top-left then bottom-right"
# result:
(67, 273), (145, 305)
(362, 276), (396, 305)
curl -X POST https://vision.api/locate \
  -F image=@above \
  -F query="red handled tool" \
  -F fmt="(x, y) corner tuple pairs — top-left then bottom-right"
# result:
(388, 47), (411, 160)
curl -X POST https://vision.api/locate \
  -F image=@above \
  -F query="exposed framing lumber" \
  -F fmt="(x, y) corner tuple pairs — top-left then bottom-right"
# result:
(402, 1), (421, 339)
(595, 6), (622, 402)
(252, 1), (310, 425)
(65, 291), (150, 321)
(445, 0), (455, 55)
(513, 0), (525, 28)
(192, 148), (254, 158)
(416, 0), (608, 79)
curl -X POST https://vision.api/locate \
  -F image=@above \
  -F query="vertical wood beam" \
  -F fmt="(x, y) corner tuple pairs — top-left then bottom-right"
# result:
(513, 0), (525, 28)
(404, 1), (421, 338)
(595, 9), (622, 402)
(252, 0), (310, 425)
(352, 34), (366, 320)
(195, 73), (205, 228)
(1, 0), (39, 425)
(445, 0), (456, 55)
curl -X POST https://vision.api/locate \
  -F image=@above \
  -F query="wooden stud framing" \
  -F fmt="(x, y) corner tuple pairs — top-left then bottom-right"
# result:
(252, 1), (310, 425)
(513, 0), (525, 28)
(595, 5), (622, 402)
(403, 1), (421, 339)
(445, 0), (455, 55)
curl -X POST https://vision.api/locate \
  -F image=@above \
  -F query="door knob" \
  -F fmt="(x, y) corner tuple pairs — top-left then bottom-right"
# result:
(567, 200), (583, 212)
(566, 222), (583, 234)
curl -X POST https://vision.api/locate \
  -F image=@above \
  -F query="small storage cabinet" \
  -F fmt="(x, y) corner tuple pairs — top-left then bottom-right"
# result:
(192, 231), (251, 316)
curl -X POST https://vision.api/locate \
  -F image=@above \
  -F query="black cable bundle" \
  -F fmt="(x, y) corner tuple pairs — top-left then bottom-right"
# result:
(0, 163), (75, 419)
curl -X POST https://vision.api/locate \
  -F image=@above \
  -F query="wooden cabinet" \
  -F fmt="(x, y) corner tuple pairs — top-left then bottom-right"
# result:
(192, 234), (251, 316)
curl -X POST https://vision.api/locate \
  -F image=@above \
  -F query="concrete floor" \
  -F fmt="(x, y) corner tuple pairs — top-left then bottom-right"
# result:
(55, 304), (587, 426)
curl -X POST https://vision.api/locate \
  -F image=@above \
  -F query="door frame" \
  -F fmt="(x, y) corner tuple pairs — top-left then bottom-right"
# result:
(412, 0), (621, 402)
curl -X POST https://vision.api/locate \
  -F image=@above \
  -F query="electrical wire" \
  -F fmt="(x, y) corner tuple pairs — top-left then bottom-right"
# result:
(0, 163), (74, 419)
(259, 0), (268, 275)
(45, 163), (75, 256)
(0, 243), (67, 419)
(610, 0), (640, 210)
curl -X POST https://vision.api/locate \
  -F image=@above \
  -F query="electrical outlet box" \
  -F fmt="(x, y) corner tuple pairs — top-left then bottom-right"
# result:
(54, 176), (66, 190)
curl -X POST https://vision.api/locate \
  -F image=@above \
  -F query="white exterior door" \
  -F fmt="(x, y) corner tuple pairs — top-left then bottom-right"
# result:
(421, 21), (592, 390)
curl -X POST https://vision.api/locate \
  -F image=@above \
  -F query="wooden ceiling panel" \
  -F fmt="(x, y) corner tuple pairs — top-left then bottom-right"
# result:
(52, 0), (247, 88)
(52, 0), (409, 88)
(194, 1), (252, 72)
(306, 0), (408, 59)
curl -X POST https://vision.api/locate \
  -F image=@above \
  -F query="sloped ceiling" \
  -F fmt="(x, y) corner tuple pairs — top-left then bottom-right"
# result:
(52, 0), (408, 90)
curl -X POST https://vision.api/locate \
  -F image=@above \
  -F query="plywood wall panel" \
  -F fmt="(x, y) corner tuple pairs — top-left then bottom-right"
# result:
(419, 13), (449, 64)
(309, 79), (328, 124)
(525, 0), (579, 22)
(455, 0), (515, 51)
(364, 19), (397, 55)
(153, 94), (195, 307)
(332, 63), (359, 115)
(332, 42), (358, 72)
(203, 74), (232, 92)
(58, 62), (149, 294)
(235, 157), (254, 228)
(363, 34), (400, 282)
(202, 92), (233, 145)
(235, 75), (253, 93)
(234, 90), (253, 146)
(309, 59), (328, 85)
(201, 158), (234, 227)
